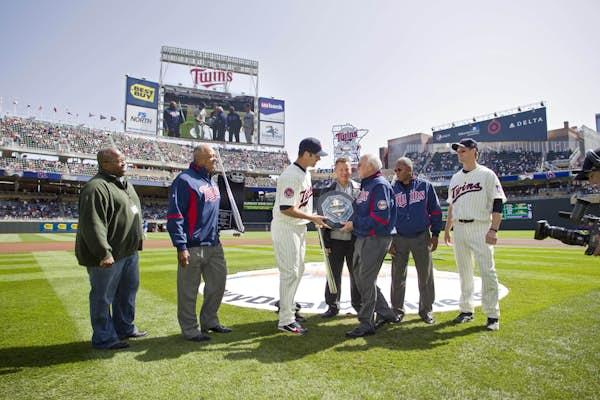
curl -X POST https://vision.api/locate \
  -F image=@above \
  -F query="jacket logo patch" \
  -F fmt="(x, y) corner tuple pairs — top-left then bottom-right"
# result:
(377, 200), (388, 210)
(284, 187), (294, 198)
(199, 184), (219, 202)
(356, 190), (369, 204)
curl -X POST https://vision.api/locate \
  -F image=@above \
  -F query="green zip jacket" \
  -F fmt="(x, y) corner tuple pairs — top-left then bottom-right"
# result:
(75, 170), (143, 267)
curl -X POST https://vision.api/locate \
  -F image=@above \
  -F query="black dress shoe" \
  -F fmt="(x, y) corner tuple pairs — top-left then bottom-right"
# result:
(345, 326), (375, 338)
(107, 341), (130, 350)
(320, 308), (339, 318)
(420, 312), (435, 324)
(188, 333), (211, 342)
(201, 324), (232, 333)
(374, 314), (400, 329)
(120, 330), (148, 340)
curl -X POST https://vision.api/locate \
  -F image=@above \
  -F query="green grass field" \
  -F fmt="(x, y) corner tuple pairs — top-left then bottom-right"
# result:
(1, 232), (599, 399)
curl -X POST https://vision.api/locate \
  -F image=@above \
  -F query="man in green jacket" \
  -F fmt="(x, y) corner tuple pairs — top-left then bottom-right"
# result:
(75, 147), (147, 350)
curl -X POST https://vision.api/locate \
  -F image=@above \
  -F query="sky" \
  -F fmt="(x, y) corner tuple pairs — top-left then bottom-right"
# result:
(1, 0), (599, 168)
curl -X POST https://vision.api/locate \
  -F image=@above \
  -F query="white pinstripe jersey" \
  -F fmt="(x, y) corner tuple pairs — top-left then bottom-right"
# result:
(272, 163), (313, 225)
(447, 165), (506, 222)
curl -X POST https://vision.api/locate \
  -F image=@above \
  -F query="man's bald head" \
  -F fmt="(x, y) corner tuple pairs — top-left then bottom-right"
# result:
(97, 147), (126, 177)
(193, 144), (217, 172)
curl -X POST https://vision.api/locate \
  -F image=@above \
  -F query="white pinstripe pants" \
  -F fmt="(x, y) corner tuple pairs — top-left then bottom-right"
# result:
(453, 221), (500, 318)
(271, 221), (307, 326)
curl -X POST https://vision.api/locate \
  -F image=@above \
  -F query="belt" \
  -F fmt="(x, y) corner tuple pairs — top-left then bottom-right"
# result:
(458, 219), (474, 223)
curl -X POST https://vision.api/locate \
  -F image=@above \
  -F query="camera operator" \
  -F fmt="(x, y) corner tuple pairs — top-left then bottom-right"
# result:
(572, 148), (600, 256)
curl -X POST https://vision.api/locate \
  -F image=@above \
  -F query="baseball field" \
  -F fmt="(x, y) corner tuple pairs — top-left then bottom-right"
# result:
(0, 231), (598, 399)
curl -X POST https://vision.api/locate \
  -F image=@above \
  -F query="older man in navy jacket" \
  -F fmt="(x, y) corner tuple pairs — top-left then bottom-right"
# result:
(390, 157), (443, 325)
(167, 144), (232, 342)
(340, 153), (399, 338)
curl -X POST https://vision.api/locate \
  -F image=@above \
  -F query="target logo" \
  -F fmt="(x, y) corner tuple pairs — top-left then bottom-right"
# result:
(488, 119), (501, 134)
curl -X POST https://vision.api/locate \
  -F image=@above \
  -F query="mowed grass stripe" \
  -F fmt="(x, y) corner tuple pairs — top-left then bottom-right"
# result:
(0, 234), (23, 243)
(34, 233), (77, 242)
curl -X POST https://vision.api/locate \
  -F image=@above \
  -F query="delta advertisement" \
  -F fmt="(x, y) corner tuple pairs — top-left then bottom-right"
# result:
(258, 97), (285, 146)
(124, 76), (159, 135)
(433, 108), (548, 143)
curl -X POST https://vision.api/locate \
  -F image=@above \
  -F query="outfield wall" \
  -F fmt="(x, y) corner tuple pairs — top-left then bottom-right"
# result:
(0, 198), (589, 234)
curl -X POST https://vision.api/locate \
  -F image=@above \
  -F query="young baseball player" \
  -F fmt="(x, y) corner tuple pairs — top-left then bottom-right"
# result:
(272, 138), (330, 334)
(443, 138), (506, 331)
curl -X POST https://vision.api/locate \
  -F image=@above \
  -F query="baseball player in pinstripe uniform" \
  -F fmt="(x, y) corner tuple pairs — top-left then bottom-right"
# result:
(443, 138), (506, 331)
(272, 138), (330, 335)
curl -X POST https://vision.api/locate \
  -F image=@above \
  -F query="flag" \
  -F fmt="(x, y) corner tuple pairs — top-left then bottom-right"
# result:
(100, 115), (107, 120)
(110, 116), (116, 122)
(53, 107), (57, 112)
(66, 110), (72, 115)
(120, 119), (125, 124)
(12, 100), (18, 105)
(76, 113), (79, 118)
(26, 104), (31, 108)
(89, 112), (95, 118)
(38, 106), (42, 111)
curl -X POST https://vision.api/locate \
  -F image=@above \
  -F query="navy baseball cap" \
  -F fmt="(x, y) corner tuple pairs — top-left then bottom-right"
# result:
(573, 148), (600, 180)
(299, 137), (328, 156)
(452, 138), (478, 151)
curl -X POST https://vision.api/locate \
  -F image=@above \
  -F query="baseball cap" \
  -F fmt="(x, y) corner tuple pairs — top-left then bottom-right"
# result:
(299, 137), (328, 156)
(573, 148), (600, 180)
(451, 138), (478, 151)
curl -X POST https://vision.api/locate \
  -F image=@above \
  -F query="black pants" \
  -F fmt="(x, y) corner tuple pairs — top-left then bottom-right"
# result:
(325, 239), (360, 312)
(167, 127), (180, 137)
(228, 128), (240, 142)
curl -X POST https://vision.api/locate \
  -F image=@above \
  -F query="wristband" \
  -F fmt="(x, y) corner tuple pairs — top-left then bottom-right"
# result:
(489, 228), (498, 232)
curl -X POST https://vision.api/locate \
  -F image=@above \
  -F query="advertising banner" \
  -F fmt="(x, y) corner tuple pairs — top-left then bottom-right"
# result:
(259, 98), (285, 123)
(433, 108), (547, 143)
(39, 222), (78, 233)
(259, 121), (285, 146)
(125, 104), (158, 135)
(125, 76), (159, 109)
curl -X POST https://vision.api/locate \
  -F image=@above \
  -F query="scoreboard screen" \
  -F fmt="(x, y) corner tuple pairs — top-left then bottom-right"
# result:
(441, 203), (532, 221)
(502, 203), (532, 220)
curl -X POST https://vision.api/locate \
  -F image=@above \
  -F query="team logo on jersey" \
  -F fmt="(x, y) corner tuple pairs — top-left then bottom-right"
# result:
(298, 186), (313, 208)
(284, 187), (295, 198)
(377, 200), (388, 210)
(451, 182), (482, 203)
(394, 190), (425, 208)
(199, 184), (219, 202)
(356, 190), (369, 204)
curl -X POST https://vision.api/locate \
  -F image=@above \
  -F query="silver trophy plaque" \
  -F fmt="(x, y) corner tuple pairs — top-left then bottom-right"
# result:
(317, 191), (356, 229)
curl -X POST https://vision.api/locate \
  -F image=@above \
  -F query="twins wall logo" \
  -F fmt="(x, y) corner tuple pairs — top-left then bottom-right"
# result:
(190, 68), (233, 88)
(394, 190), (425, 208)
(200, 184), (220, 202)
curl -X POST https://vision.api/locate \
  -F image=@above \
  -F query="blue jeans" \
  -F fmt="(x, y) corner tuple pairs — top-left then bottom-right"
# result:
(87, 253), (140, 349)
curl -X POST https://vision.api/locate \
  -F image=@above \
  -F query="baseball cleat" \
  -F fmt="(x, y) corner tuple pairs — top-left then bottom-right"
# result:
(486, 318), (499, 331)
(452, 312), (474, 323)
(278, 322), (308, 335)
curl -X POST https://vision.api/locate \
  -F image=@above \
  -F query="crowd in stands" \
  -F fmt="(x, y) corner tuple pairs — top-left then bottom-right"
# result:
(0, 117), (291, 175)
(479, 150), (543, 176)
(0, 195), (170, 221)
(1, 198), (63, 219)
(245, 176), (277, 188)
